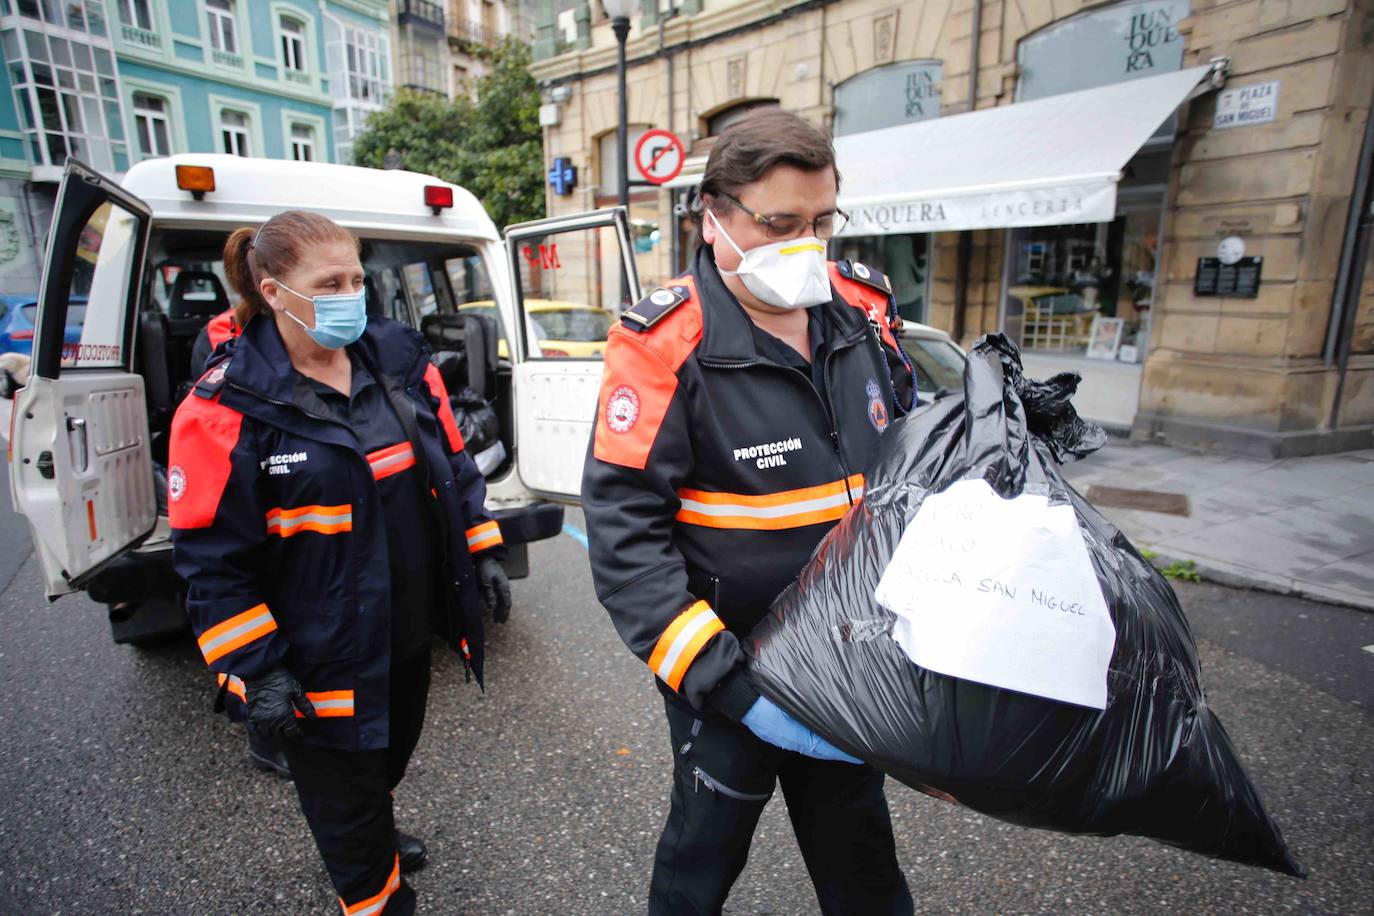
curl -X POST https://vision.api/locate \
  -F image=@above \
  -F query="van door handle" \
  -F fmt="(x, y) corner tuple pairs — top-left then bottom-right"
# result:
(66, 416), (88, 474)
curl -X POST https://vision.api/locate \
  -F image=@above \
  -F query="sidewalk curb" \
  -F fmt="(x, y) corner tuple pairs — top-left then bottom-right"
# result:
(1139, 545), (1374, 614)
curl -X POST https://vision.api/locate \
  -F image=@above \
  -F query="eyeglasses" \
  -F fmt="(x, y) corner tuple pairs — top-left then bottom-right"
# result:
(716, 192), (849, 241)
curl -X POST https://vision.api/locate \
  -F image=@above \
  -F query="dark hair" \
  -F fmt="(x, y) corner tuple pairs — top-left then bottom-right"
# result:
(695, 109), (841, 245)
(223, 210), (358, 329)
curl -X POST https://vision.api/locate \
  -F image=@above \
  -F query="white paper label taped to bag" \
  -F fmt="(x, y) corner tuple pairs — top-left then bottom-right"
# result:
(873, 477), (1116, 709)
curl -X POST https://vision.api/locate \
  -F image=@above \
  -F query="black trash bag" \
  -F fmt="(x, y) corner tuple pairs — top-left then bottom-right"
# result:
(744, 334), (1304, 877)
(450, 387), (500, 455)
(431, 350), (469, 397)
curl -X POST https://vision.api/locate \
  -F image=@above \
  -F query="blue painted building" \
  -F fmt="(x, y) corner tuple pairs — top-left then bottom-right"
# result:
(0, 0), (391, 292)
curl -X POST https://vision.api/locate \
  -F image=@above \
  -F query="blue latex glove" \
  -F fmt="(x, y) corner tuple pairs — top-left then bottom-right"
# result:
(741, 696), (862, 763)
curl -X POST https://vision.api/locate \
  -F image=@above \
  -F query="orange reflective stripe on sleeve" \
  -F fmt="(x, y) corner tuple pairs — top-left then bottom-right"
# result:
(366, 442), (416, 480)
(339, 854), (401, 916)
(265, 504), (353, 537)
(675, 474), (864, 530)
(198, 603), (277, 664)
(293, 689), (356, 718)
(216, 672), (246, 702)
(646, 600), (725, 692)
(465, 520), (503, 551)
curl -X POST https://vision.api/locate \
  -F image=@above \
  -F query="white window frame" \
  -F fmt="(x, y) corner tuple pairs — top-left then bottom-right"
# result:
(343, 25), (389, 105)
(218, 108), (251, 157)
(280, 109), (328, 163)
(289, 122), (314, 161)
(280, 15), (306, 72)
(206, 0), (238, 55)
(118, 0), (154, 31)
(121, 76), (187, 163)
(132, 92), (171, 158)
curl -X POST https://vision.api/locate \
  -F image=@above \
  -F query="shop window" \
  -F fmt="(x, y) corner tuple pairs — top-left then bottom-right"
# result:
(219, 109), (250, 156)
(289, 122), (315, 161)
(133, 92), (171, 158)
(1004, 211), (1157, 360)
(999, 0), (1189, 360)
(281, 16), (307, 73)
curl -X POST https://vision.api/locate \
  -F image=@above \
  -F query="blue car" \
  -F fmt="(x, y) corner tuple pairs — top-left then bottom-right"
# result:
(0, 294), (87, 355)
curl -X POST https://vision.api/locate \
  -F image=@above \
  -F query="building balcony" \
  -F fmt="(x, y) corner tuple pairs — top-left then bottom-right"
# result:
(449, 19), (503, 49)
(285, 70), (312, 86)
(398, 0), (445, 33)
(211, 49), (242, 68)
(121, 24), (161, 50)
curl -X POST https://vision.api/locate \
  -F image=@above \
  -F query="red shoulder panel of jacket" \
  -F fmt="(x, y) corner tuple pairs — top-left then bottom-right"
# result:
(423, 362), (466, 453)
(168, 390), (245, 530)
(593, 276), (702, 470)
(206, 308), (238, 348)
(828, 263), (900, 351)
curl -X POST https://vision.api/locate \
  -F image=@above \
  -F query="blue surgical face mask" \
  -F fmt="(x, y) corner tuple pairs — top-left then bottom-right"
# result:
(271, 279), (368, 349)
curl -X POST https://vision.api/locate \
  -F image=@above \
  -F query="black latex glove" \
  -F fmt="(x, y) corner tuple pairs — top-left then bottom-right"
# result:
(245, 666), (315, 742)
(476, 555), (512, 623)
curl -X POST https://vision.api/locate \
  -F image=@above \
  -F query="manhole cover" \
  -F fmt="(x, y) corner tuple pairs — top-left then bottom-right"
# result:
(1085, 485), (1191, 517)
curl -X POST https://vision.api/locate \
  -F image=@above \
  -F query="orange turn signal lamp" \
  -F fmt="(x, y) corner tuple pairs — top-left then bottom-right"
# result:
(175, 165), (216, 200)
(424, 184), (453, 214)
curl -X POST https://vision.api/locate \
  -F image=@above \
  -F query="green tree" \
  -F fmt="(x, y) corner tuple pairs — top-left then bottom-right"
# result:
(352, 39), (544, 229)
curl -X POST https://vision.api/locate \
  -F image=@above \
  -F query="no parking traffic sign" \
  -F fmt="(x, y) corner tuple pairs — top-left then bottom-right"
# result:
(633, 129), (685, 185)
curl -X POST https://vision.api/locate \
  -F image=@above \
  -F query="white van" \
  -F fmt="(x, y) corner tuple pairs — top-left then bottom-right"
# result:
(9, 155), (641, 644)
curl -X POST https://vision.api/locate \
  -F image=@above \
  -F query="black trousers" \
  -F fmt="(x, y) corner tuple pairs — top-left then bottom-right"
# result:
(649, 697), (913, 916)
(282, 652), (432, 916)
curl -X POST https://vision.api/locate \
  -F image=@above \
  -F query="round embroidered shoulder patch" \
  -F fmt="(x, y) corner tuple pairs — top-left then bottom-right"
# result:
(866, 378), (889, 432)
(854, 262), (871, 280)
(168, 465), (187, 502)
(650, 288), (676, 306)
(606, 385), (641, 434)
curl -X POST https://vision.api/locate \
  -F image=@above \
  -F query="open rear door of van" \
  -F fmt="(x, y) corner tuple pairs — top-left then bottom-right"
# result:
(10, 159), (157, 597)
(504, 207), (640, 501)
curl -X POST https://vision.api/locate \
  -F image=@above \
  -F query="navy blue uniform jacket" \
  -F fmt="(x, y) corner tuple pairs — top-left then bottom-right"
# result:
(169, 315), (504, 751)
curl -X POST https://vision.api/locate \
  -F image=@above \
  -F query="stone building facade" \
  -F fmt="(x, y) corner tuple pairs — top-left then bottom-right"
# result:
(529, 0), (1374, 457)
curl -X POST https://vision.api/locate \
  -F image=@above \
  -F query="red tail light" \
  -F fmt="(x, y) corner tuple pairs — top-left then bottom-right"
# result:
(10, 330), (33, 340)
(424, 185), (454, 213)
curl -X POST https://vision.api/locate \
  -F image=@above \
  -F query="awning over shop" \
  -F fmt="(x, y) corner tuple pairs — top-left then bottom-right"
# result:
(835, 63), (1225, 237)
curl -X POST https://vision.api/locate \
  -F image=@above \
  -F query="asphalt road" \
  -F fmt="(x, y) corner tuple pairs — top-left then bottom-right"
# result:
(0, 497), (1371, 914)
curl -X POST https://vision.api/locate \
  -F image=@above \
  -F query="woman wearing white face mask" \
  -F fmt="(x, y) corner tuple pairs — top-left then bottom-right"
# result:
(168, 210), (510, 915)
(582, 111), (916, 915)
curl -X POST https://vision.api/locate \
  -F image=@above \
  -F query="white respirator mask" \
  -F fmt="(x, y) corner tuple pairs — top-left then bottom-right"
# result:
(708, 209), (833, 311)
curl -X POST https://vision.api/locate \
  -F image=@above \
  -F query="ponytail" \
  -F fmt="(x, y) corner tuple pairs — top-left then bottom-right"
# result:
(223, 226), (268, 330)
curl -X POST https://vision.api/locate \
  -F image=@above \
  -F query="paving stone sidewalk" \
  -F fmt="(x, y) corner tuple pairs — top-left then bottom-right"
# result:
(1060, 440), (1374, 612)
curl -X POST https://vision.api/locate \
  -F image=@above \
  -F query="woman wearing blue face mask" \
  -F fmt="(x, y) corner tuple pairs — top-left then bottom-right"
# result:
(168, 209), (511, 915)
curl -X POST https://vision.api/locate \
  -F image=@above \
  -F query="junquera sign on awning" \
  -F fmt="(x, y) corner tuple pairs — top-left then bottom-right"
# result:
(833, 64), (1221, 236)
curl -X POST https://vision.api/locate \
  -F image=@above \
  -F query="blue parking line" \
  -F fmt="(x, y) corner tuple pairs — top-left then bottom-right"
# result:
(562, 522), (589, 549)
